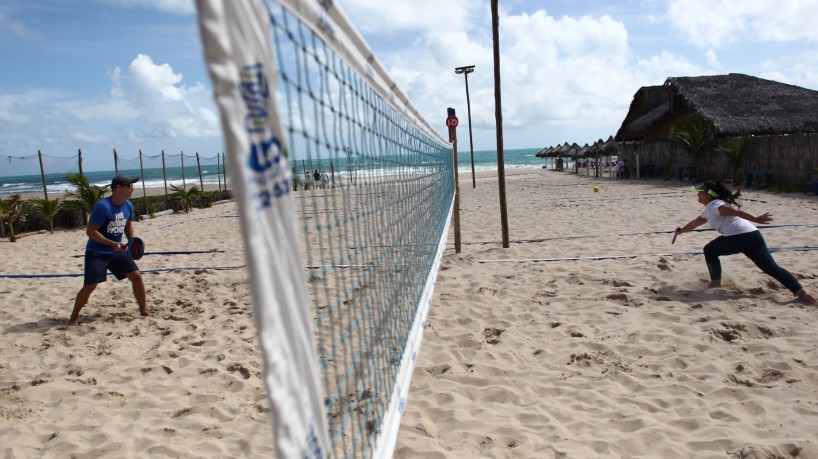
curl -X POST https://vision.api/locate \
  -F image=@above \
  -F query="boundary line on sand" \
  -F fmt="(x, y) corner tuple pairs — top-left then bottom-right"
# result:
(477, 246), (818, 263)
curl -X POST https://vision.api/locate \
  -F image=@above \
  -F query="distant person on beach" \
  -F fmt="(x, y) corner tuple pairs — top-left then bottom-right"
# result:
(614, 158), (629, 178)
(313, 169), (321, 187)
(70, 175), (148, 325)
(675, 179), (816, 305)
(320, 170), (329, 189)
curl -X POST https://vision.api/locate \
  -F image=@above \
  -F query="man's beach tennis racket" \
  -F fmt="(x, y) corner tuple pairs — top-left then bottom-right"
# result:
(124, 237), (145, 260)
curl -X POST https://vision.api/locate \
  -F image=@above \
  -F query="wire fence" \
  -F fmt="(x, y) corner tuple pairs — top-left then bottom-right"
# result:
(1, 149), (230, 204)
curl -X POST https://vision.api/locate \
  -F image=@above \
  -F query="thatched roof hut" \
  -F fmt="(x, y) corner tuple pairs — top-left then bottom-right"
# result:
(615, 73), (818, 142)
(536, 142), (575, 158)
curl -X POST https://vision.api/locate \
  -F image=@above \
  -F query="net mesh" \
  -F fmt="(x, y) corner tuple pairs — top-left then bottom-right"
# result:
(268, 2), (454, 457)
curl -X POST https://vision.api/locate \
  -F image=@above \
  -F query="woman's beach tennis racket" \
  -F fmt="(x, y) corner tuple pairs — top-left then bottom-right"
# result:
(124, 237), (145, 260)
(671, 229), (679, 245)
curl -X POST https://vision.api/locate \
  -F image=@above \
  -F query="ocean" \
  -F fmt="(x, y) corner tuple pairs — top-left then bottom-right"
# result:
(0, 148), (550, 197)
(0, 165), (228, 197)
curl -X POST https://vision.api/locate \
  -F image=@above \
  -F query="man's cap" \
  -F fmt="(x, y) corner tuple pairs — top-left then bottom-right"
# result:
(111, 175), (139, 188)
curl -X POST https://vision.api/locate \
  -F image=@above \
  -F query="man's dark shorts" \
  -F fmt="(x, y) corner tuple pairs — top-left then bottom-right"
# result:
(84, 251), (139, 286)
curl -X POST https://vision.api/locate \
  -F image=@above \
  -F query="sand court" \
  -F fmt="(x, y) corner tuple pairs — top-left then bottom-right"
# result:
(394, 169), (818, 458)
(2, 169), (818, 457)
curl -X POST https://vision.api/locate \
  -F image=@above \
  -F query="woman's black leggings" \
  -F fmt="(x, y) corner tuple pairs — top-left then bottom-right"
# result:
(703, 230), (802, 293)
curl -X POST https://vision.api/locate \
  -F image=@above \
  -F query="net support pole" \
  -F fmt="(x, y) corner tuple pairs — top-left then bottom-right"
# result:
(114, 148), (119, 175)
(491, 0), (510, 248)
(38, 149), (49, 201)
(447, 108), (462, 253)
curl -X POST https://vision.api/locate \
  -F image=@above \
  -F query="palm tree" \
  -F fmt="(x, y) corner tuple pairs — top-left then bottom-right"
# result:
(30, 197), (62, 234)
(717, 137), (750, 186)
(671, 116), (710, 179)
(66, 173), (109, 222)
(170, 184), (200, 213)
(0, 194), (30, 242)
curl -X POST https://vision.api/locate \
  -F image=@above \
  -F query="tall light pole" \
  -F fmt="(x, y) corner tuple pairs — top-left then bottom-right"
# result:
(455, 65), (477, 188)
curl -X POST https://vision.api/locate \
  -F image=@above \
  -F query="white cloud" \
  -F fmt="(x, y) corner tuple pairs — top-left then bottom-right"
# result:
(0, 53), (219, 161)
(339, 0), (474, 35)
(705, 49), (721, 68)
(361, 5), (709, 146)
(667, 0), (818, 48)
(101, 0), (195, 15)
(71, 131), (109, 144)
(109, 54), (220, 139)
(759, 51), (818, 88)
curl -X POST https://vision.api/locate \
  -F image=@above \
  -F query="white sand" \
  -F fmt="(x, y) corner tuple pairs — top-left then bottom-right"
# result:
(2, 169), (818, 458)
(395, 170), (818, 458)
(1, 203), (274, 457)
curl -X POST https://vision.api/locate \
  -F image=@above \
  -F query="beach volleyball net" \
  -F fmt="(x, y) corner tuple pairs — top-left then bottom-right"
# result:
(196, 1), (454, 458)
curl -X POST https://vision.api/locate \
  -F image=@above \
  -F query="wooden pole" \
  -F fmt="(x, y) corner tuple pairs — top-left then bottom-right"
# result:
(491, 0), (509, 248)
(217, 153), (222, 192)
(114, 148), (119, 175)
(139, 150), (147, 214)
(38, 149), (49, 201)
(221, 153), (227, 191)
(78, 148), (86, 223)
(180, 151), (186, 189)
(196, 153), (204, 191)
(161, 149), (169, 206)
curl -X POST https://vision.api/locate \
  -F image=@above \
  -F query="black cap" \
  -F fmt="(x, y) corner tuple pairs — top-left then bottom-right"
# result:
(111, 175), (139, 188)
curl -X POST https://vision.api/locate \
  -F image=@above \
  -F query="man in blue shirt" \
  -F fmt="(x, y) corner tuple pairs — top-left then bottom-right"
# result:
(70, 175), (148, 325)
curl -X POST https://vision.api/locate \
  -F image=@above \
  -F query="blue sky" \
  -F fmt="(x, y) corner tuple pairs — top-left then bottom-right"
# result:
(2, 0), (817, 171)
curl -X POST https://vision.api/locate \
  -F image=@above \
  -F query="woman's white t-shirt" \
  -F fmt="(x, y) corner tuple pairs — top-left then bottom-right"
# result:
(700, 199), (757, 236)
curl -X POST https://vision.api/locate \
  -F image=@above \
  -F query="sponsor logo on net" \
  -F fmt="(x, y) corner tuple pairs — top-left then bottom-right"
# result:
(240, 62), (290, 209)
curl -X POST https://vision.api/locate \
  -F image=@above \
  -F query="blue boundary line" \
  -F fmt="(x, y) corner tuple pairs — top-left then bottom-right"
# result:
(0, 265), (245, 279)
(477, 246), (818, 263)
(68, 250), (227, 258)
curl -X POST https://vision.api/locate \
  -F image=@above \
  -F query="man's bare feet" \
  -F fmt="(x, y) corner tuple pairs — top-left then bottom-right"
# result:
(140, 308), (150, 317)
(796, 289), (817, 305)
(708, 279), (722, 288)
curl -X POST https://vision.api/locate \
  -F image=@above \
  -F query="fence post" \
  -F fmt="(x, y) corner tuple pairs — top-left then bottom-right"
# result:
(196, 153), (204, 192)
(221, 152), (227, 191)
(114, 148), (119, 175)
(180, 151), (186, 189)
(38, 149), (49, 201)
(78, 148), (84, 177)
(217, 153), (222, 192)
(139, 149), (147, 215)
(78, 148), (87, 223)
(161, 149), (169, 208)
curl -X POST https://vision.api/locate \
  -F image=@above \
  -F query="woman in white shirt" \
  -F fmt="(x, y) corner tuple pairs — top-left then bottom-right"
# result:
(675, 180), (816, 305)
